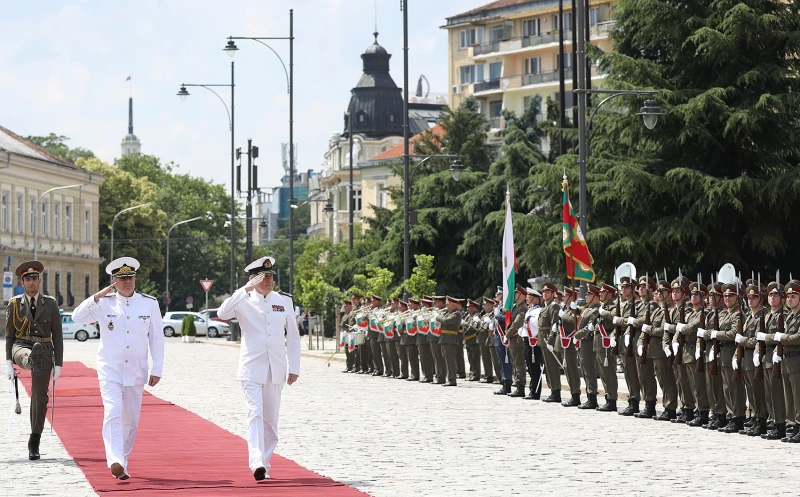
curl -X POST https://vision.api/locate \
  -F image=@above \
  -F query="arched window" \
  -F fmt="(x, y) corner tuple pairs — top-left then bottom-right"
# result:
(388, 114), (395, 123)
(357, 111), (367, 124)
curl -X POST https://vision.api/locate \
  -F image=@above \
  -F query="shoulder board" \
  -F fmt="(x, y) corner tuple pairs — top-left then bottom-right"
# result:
(10, 294), (24, 301)
(42, 294), (57, 300)
(278, 291), (293, 299)
(140, 293), (158, 301)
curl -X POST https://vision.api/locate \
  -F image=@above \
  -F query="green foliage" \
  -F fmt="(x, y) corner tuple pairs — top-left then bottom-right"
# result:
(181, 315), (196, 337)
(297, 273), (338, 313)
(26, 133), (95, 163)
(405, 254), (437, 299)
(353, 264), (394, 300)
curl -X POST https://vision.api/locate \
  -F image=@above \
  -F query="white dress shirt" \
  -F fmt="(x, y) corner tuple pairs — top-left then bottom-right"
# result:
(72, 292), (164, 386)
(218, 288), (301, 384)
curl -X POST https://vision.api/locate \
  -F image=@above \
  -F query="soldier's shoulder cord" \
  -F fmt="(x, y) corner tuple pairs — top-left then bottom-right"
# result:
(140, 293), (158, 301)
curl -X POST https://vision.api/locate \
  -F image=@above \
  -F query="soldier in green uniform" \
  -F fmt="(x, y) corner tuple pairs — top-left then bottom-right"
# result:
(395, 300), (410, 379)
(626, 277), (658, 419)
(601, 276), (639, 416)
(5, 261), (64, 460)
(758, 282), (787, 439)
(636, 279), (677, 420)
(367, 295), (385, 376)
(479, 297), (498, 383)
(464, 299), (482, 381)
(351, 293), (372, 374)
(660, 277), (693, 421)
(738, 283), (768, 436)
(506, 285), (529, 398)
(594, 283), (620, 412)
(765, 280), (800, 442)
(430, 296), (447, 384)
(538, 282), (563, 403)
(418, 298), (435, 383)
(668, 281), (706, 425)
(455, 298), (467, 380)
(572, 285), (600, 409)
(386, 298), (402, 378)
(696, 282), (727, 430)
(556, 287), (582, 407)
(340, 300), (355, 373)
(401, 300), (420, 381)
(438, 296), (463, 386)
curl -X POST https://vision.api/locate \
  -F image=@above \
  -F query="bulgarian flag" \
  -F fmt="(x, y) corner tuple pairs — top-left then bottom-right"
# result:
(500, 189), (515, 344)
(562, 176), (596, 282)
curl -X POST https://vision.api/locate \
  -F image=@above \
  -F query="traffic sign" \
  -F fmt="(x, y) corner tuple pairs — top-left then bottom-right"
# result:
(200, 280), (214, 292)
(186, 296), (194, 304)
(163, 296), (171, 305)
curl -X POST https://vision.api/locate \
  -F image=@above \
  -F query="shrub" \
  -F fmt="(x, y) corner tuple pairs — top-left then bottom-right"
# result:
(181, 315), (197, 337)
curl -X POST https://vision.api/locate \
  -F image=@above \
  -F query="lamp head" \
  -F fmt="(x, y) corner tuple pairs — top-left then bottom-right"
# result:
(177, 85), (189, 101)
(224, 39), (239, 58)
(449, 158), (464, 182)
(638, 99), (662, 130)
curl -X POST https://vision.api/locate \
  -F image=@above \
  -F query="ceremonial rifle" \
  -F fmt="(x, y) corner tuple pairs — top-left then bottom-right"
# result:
(638, 272), (651, 365)
(709, 272), (720, 376)
(755, 273), (766, 379)
(625, 283), (636, 358)
(733, 272), (744, 381)
(673, 269), (686, 366)
(773, 270), (784, 379)
(695, 273), (706, 374)
(613, 289), (622, 356)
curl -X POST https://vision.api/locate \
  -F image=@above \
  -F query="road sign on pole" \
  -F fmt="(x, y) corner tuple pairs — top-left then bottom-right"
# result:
(200, 280), (214, 292)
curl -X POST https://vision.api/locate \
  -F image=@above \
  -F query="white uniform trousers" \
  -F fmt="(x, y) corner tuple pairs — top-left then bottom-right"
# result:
(241, 367), (284, 473)
(99, 380), (145, 470)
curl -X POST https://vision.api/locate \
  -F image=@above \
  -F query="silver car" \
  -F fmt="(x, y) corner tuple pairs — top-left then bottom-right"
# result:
(162, 311), (230, 338)
(61, 312), (100, 342)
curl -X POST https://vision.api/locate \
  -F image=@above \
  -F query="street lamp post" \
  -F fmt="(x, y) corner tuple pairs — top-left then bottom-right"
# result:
(177, 62), (235, 294)
(110, 202), (151, 282)
(33, 180), (90, 260)
(165, 214), (210, 312)
(225, 8), (294, 293)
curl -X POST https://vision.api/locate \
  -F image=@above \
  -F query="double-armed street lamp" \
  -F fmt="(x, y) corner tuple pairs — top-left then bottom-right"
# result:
(224, 8), (295, 292)
(176, 65), (236, 296)
(165, 212), (212, 311)
(33, 179), (91, 260)
(110, 203), (151, 279)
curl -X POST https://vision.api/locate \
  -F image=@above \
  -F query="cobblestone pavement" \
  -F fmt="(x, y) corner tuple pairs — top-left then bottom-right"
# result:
(2, 336), (798, 497)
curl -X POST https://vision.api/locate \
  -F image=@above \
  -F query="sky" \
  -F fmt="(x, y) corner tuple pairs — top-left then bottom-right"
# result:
(0, 0), (487, 194)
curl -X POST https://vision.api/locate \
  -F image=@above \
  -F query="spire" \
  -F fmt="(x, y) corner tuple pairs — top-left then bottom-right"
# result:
(128, 97), (134, 135)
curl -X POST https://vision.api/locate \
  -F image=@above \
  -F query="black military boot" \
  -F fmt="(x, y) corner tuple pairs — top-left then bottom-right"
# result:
(763, 423), (786, 440)
(670, 408), (688, 423)
(655, 407), (677, 421)
(685, 409), (696, 423)
(743, 416), (754, 428)
(635, 400), (656, 419)
(508, 384), (525, 397)
(29, 342), (46, 376)
(524, 381), (538, 400)
(561, 394), (581, 407)
(720, 416), (744, 434)
(708, 413), (726, 431)
(578, 394), (599, 410)
(28, 433), (41, 460)
(688, 411), (709, 427)
(786, 430), (800, 443)
(747, 417), (767, 437)
(596, 397), (617, 412)
(543, 390), (562, 403)
(494, 383), (512, 395)
(619, 399), (639, 416)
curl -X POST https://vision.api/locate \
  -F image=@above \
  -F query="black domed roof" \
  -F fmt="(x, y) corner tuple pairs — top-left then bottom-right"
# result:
(364, 32), (388, 55)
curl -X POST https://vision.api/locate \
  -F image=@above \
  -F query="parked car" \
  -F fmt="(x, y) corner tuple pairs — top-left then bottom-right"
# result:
(202, 308), (230, 324)
(162, 311), (230, 338)
(61, 312), (100, 342)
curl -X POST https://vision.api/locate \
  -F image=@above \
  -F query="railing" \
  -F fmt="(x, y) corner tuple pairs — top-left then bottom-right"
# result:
(472, 22), (616, 57)
(522, 30), (573, 49)
(521, 68), (574, 86)
(488, 117), (502, 129)
(474, 79), (501, 92)
(473, 40), (501, 56)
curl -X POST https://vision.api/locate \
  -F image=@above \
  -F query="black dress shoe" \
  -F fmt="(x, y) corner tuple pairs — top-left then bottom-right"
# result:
(481, 377), (495, 383)
(457, 374), (467, 379)
(786, 431), (800, 443)
(596, 399), (618, 412)
(542, 391), (562, 403)
(561, 394), (581, 407)
(28, 433), (41, 461)
(399, 376), (409, 379)
(29, 342), (46, 376)
(372, 371), (382, 376)
(688, 411), (709, 427)
(467, 377), (480, 382)
(443, 381), (457, 387)
(407, 377), (419, 381)
(253, 467), (267, 481)
(619, 399), (639, 416)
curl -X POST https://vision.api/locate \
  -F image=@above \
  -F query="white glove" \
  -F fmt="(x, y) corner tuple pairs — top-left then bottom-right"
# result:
(710, 330), (718, 339)
(52, 365), (61, 382)
(613, 317), (625, 326)
(609, 338), (617, 348)
(570, 301), (578, 310)
(774, 332), (784, 343)
(6, 360), (14, 380)
(637, 345), (643, 356)
(664, 323), (673, 332)
(773, 350), (782, 363)
(547, 343), (554, 352)
(695, 348), (701, 360)
(756, 332), (767, 341)
(664, 347), (672, 357)
(697, 328), (707, 339)
(676, 323), (686, 334)
(624, 334), (630, 347)
(627, 317), (635, 326)
(709, 348), (715, 361)
(558, 310), (566, 318)
(753, 353), (761, 368)
(573, 337), (579, 345)
(551, 324), (559, 334)
(587, 322), (595, 332)
(732, 356), (739, 370)
(641, 324), (651, 334)
(734, 333), (744, 344)
(672, 342), (679, 355)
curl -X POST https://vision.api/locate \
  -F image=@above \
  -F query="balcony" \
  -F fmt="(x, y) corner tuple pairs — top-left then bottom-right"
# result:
(521, 30), (574, 49)
(473, 40), (501, 56)
(470, 22), (617, 59)
(488, 117), (502, 130)
(474, 79), (501, 92)
(521, 68), (574, 86)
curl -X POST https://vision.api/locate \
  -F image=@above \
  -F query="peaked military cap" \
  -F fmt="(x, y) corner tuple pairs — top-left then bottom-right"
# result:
(708, 282), (723, 295)
(526, 288), (541, 297)
(482, 296), (496, 305)
(541, 282), (558, 293)
(408, 298), (420, 306)
(745, 284), (762, 297)
(689, 282), (707, 295)
(767, 282), (784, 296)
(588, 284), (602, 297)
(245, 256), (277, 276)
(721, 283), (738, 296)
(16, 260), (44, 278)
(107, 257), (139, 278)
(785, 280), (800, 295)
(467, 299), (480, 308)
(600, 282), (617, 296)
(638, 276), (656, 292)
(671, 276), (690, 293)
(619, 276), (633, 287)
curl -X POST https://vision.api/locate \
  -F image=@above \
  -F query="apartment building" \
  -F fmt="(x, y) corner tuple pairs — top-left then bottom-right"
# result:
(443, 0), (616, 147)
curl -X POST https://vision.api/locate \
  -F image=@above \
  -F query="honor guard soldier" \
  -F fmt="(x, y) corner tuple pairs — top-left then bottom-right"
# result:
(5, 261), (63, 460)
(538, 282), (563, 403)
(573, 284), (602, 409)
(696, 281), (727, 430)
(402, 299), (421, 381)
(493, 289), (513, 395)
(758, 282), (787, 439)
(217, 256), (301, 479)
(464, 299), (482, 381)
(739, 283), (768, 436)
(764, 280), (800, 442)
(340, 300), (354, 373)
(601, 276), (639, 415)
(479, 297), (498, 384)
(522, 289), (542, 400)
(72, 257), (164, 479)
(673, 281), (706, 425)
(386, 298), (402, 378)
(418, 298), (435, 383)
(395, 299), (411, 379)
(367, 296), (385, 377)
(430, 296), (447, 384)
(594, 283), (620, 412)
(438, 296), (463, 386)
(505, 285), (529, 398)
(556, 288), (582, 407)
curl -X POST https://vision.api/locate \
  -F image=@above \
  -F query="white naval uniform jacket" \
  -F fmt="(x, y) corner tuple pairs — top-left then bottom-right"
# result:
(72, 292), (164, 386)
(218, 288), (301, 384)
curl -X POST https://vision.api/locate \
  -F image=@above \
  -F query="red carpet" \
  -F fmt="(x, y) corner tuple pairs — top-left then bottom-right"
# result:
(19, 362), (369, 496)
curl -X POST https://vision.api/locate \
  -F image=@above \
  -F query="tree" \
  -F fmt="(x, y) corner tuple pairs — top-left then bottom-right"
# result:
(353, 264), (394, 300)
(405, 254), (437, 299)
(26, 133), (95, 163)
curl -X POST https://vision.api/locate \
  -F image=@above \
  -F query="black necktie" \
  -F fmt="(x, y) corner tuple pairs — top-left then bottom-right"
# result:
(30, 298), (36, 316)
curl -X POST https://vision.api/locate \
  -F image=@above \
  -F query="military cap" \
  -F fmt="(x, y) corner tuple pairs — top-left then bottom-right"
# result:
(556, 290), (565, 299)
(446, 295), (464, 304)
(515, 284), (527, 295)
(399, 301), (409, 309)
(541, 282), (558, 293)
(16, 260), (44, 278)
(785, 280), (800, 295)
(708, 282), (723, 295)
(526, 287), (541, 297)
(721, 283), (738, 296)
(420, 298), (433, 307)
(745, 284), (762, 298)
(600, 282), (617, 296)
(564, 287), (576, 296)
(638, 276), (656, 292)
(482, 296), (495, 305)
(422, 295), (433, 300)
(409, 298), (420, 306)
(767, 282), (784, 296)
(467, 299), (480, 308)
(689, 282), (707, 295)
(351, 292), (363, 299)
(657, 280), (671, 292)
(671, 277), (689, 293)
(619, 276), (633, 287)
(244, 256), (277, 276)
(588, 284), (602, 297)
(343, 299), (352, 305)
(371, 295), (383, 302)
(107, 257), (139, 278)
(432, 295), (445, 302)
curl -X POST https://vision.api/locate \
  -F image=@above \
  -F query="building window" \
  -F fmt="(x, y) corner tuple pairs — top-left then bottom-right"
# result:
(16, 195), (23, 233)
(54, 201), (61, 239)
(388, 114), (395, 123)
(523, 18), (540, 37)
(353, 188), (362, 212)
(85, 274), (91, 298)
(55, 271), (61, 304)
(458, 27), (482, 49)
(460, 64), (484, 85)
(590, 7), (600, 27)
(554, 12), (572, 31)
(1, 192), (8, 231)
(84, 209), (91, 242)
(489, 100), (503, 119)
(524, 57), (542, 75)
(65, 204), (72, 240)
(555, 52), (573, 69)
(67, 272), (73, 307)
(30, 198), (35, 235)
(489, 62), (502, 81)
(41, 201), (48, 236)
(375, 182), (387, 209)
(489, 24), (504, 42)
(43, 271), (49, 296)
(357, 112), (366, 124)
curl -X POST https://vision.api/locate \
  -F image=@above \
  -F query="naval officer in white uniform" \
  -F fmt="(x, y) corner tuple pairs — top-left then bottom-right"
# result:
(72, 257), (164, 480)
(218, 256), (301, 481)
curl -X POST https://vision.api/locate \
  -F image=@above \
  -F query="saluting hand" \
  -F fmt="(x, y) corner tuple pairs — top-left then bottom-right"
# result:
(94, 281), (117, 302)
(244, 274), (264, 292)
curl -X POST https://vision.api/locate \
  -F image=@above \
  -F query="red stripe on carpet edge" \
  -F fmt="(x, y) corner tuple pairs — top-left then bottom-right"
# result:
(18, 362), (370, 496)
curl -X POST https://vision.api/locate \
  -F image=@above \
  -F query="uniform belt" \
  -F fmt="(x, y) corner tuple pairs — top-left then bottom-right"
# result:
(465, 333), (477, 340)
(785, 351), (800, 358)
(19, 336), (52, 343)
(719, 341), (735, 348)
(440, 330), (459, 335)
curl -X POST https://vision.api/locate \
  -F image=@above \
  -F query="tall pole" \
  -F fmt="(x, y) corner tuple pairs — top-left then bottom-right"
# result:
(584, 0), (592, 107)
(288, 9), (295, 295)
(230, 61), (236, 293)
(110, 203), (151, 284)
(558, 0), (566, 155)
(246, 138), (253, 264)
(576, 0), (588, 301)
(402, 0), (410, 300)
(571, 0), (578, 128)
(348, 101), (354, 250)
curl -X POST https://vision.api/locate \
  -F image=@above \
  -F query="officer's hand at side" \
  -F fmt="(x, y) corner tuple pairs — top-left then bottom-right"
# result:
(148, 375), (161, 387)
(52, 365), (61, 382)
(94, 281), (118, 302)
(6, 360), (14, 380)
(287, 374), (299, 385)
(244, 274), (264, 292)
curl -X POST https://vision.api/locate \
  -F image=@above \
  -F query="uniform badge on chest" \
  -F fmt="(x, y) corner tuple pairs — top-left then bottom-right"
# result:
(108, 322), (115, 331)
(272, 304), (285, 312)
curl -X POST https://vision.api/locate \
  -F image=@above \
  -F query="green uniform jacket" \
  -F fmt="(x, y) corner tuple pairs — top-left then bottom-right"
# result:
(635, 300), (667, 359)
(557, 306), (579, 350)
(537, 300), (560, 346)
(769, 308), (800, 374)
(763, 308), (785, 368)
(574, 303), (600, 341)
(5, 293), (64, 367)
(741, 307), (766, 372)
(478, 310), (494, 347)
(714, 305), (744, 364)
(439, 309), (462, 345)
(463, 311), (481, 345)
(669, 304), (702, 364)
